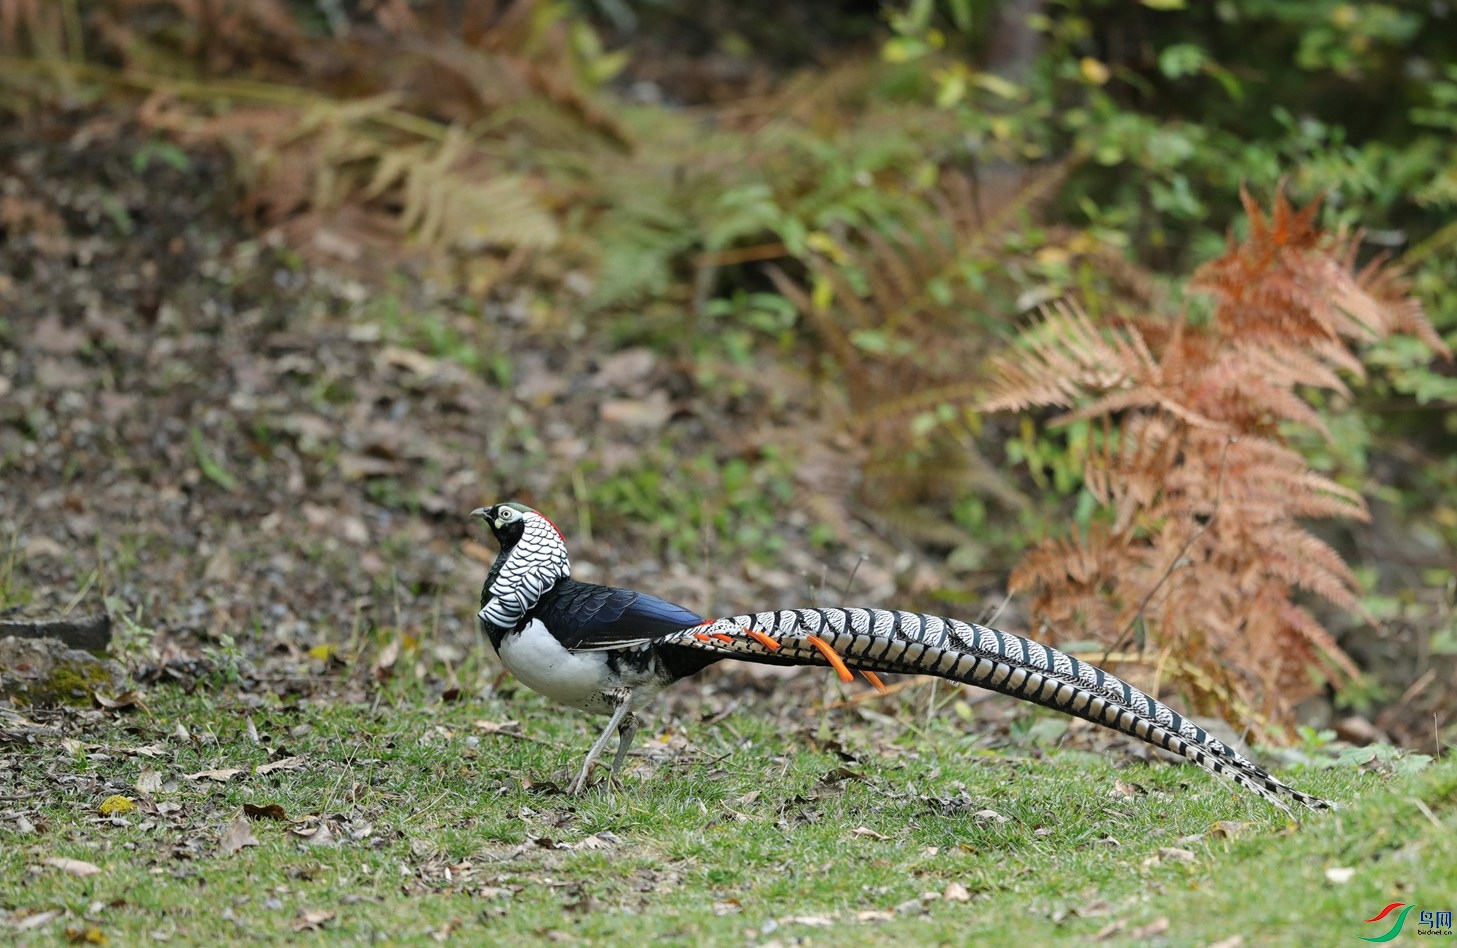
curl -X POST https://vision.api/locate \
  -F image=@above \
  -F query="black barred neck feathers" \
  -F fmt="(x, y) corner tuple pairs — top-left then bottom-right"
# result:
(476, 505), (571, 635)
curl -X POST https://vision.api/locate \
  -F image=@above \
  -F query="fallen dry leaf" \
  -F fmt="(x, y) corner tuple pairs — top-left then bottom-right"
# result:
(337, 453), (400, 481)
(183, 768), (243, 783)
(293, 821), (336, 847)
(292, 909), (335, 932)
(591, 347), (657, 389)
(849, 826), (889, 840)
(92, 690), (142, 711)
(202, 546), (236, 583)
(219, 814), (259, 857)
(22, 534), (64, 558)
(42, 857), (101, 877)
(1325, 866), (1355, 884)
(244, 802), (289, 821)
(1130, 917), (1171, 939)
(1210, 821), (1252, 838)
(126, 743), (165, 759)
(374, 638), (400, 681)
(63, 923), (107, 944)
(1112, 778), (1143, 798)
(474, 719), (524, 735)
(470, 887), (512, 903)
(598, 391), (673, 430)
(255, 756), (306, 776)
(380, 345), (437, 375)
(943, 881), (971, 902)
(135, 767), (162, 795)
(33, 312), (86, 354)
(13, 909), (63, 931)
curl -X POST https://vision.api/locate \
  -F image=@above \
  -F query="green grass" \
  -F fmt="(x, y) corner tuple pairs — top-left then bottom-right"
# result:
(1, 667), (1451, 946)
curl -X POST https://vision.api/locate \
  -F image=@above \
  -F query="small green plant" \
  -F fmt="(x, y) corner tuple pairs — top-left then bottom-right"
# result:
(104, 595), (159, 666)
(200, 631), (247, 686)
(584, 447), (793, 561)
(1332, 742), (1434, 777)
(131, 140), (192, 173)
(189, 426), (238, 492)
(1296, 726), (1337, 755)
(0, 528), (31, 610)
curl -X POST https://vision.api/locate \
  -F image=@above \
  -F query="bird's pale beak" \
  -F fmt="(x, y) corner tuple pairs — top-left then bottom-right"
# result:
(469, 507), (492, 523)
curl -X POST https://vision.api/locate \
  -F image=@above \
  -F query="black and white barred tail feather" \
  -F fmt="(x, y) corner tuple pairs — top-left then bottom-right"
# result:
(665, 608), (1332, 814)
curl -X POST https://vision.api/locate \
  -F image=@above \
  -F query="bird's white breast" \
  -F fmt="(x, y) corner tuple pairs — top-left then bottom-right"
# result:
(495, 619), (613, 713)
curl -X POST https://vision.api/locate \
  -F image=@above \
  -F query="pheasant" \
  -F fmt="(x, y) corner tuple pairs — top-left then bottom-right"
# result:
(471, 502), (1332, 814)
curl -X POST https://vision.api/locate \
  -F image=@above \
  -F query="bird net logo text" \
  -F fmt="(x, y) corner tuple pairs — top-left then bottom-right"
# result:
(1359, 903), (1454, 942)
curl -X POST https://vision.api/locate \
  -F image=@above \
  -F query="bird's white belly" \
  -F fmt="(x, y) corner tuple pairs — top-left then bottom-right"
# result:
(496, 619), (612, 713)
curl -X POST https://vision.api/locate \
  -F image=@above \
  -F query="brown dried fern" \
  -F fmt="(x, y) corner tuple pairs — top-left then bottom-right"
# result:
(2, 0), (616, 258)
(988, 189), (1450, 736)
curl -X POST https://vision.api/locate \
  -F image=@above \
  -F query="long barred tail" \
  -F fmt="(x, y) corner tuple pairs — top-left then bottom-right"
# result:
(665, 608), (1331, 814)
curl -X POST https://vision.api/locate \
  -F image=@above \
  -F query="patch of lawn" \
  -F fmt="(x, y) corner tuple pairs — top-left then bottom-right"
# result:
(1, 670), (1450, 945)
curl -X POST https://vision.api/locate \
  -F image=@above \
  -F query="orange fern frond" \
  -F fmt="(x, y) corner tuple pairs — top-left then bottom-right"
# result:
(990, 187), (1448, 737)
(982, 301), (1152, 413)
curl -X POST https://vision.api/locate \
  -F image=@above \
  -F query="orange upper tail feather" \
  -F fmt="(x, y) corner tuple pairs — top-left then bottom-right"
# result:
(745, 628), (782, 651)
(804, 635), (853, 682)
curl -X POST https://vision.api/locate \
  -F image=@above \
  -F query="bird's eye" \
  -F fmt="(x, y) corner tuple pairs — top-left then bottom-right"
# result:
(498, 508), (516, 521)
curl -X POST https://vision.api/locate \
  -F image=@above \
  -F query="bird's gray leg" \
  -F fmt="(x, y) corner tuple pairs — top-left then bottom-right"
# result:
(609, 712), (640, 787)
(568, 689), (632, 796)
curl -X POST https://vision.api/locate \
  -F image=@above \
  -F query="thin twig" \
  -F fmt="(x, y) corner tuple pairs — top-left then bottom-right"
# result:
(840, 553), (868, 602)
(1409, 796), (1443, 830)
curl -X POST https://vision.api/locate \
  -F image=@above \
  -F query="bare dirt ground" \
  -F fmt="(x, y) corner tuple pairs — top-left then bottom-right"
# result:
(0, 114), (936, 712)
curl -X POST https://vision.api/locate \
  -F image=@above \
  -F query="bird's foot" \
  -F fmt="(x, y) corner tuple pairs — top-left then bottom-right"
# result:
(566, 764), (618, 797)
(566, 766), (592, 796)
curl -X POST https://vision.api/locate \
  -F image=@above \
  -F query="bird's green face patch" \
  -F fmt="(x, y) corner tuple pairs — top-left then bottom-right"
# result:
(492, 503), (536, 530)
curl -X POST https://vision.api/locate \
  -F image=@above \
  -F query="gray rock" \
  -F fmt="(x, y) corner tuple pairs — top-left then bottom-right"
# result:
(0, 635), (125, 706)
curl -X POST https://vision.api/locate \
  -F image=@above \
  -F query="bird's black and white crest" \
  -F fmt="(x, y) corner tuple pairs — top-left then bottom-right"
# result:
(478, 505), (571, 632)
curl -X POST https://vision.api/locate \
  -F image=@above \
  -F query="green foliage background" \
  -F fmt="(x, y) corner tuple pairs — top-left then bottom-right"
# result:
(2, 0), (1454, 734)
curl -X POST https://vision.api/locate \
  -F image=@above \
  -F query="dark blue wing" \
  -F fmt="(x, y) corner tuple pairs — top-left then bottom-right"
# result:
(529, 578), (703, 651)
